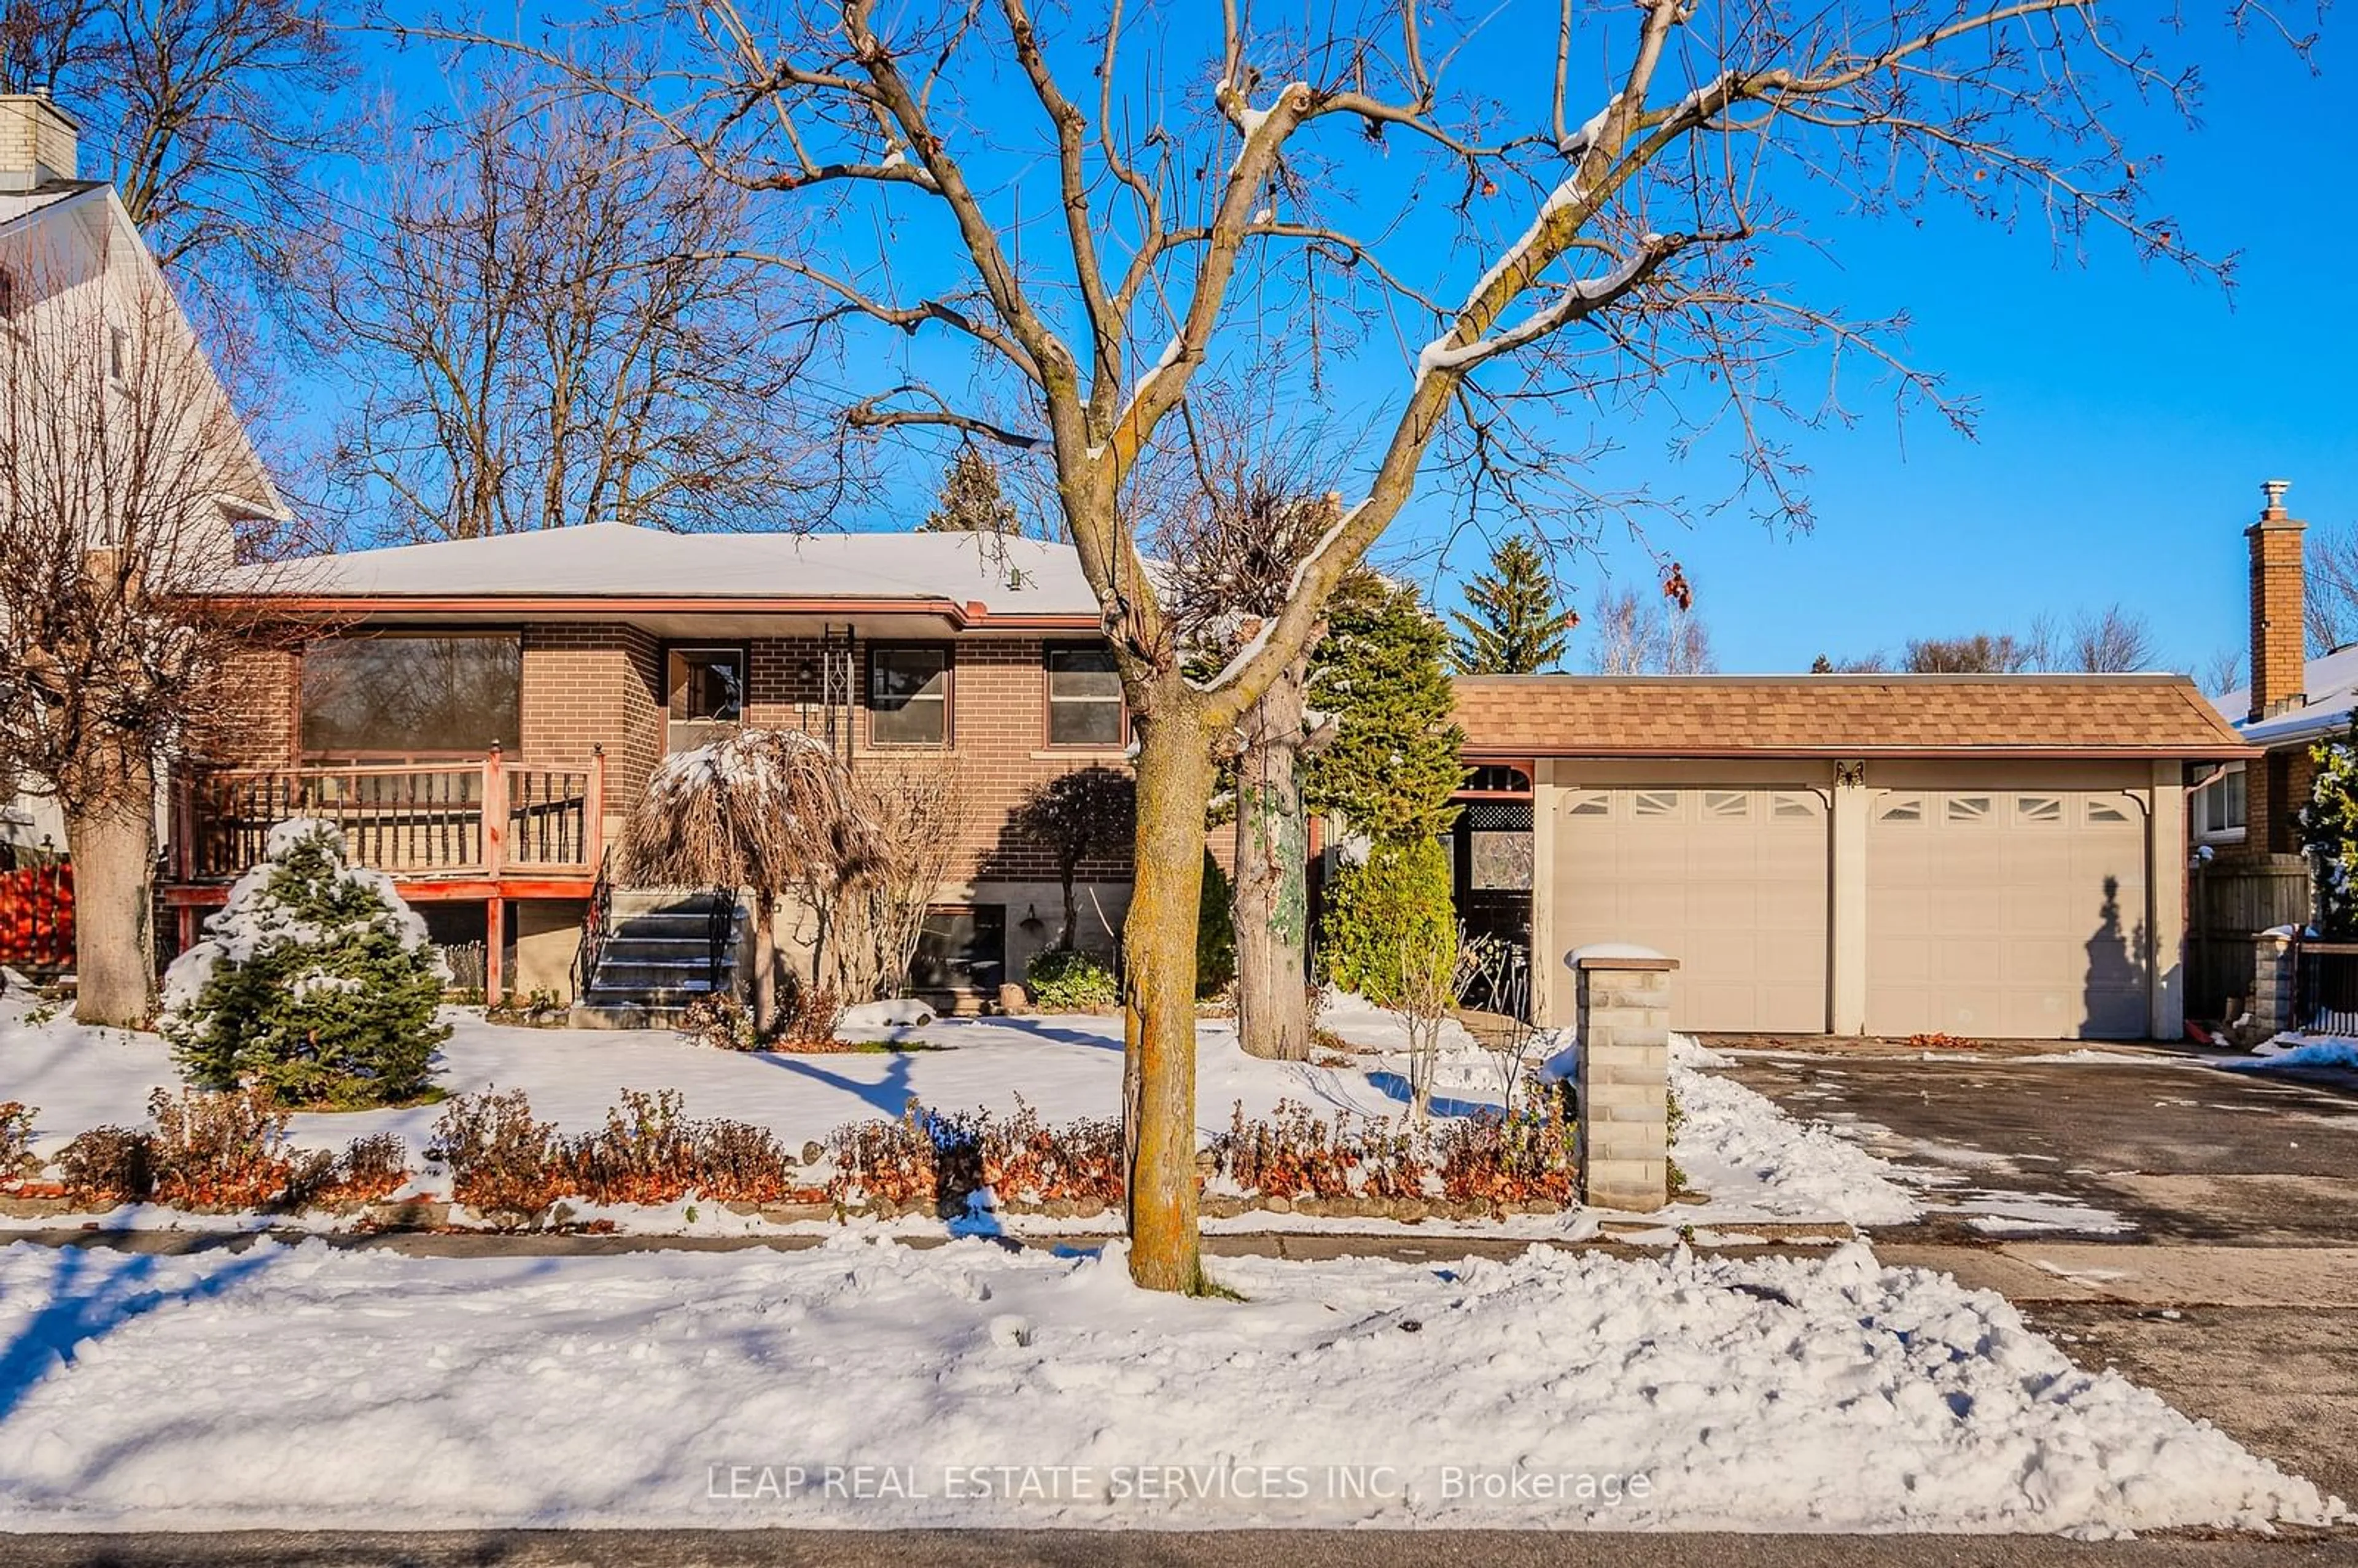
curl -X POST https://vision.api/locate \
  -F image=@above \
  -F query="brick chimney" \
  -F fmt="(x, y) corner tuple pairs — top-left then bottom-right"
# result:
(2248, 478), (2307, 723)
(0, 95), (78, 193)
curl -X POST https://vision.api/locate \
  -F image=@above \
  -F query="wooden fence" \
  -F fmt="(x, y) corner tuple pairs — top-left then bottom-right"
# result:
(2188, 853), (2313, 1020)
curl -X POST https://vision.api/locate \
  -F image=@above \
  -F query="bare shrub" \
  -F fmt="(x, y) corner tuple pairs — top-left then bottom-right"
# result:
(148, 1085), (329, 1209)
(56, 1126), (157, 1206)
(429, 1088), (564, 1220)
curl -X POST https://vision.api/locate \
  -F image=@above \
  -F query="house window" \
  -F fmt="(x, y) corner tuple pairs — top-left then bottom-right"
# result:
(666, 646), (745, 753)
(868, 644), (951, 747)
(909, 904), (1005, 992)
(107, 324), (128, 382)
(2192, 762), (2247, 841)
(1045, 645), (1124, 748)
(300, 634), (522, 756)
(0, 267), (18, 324)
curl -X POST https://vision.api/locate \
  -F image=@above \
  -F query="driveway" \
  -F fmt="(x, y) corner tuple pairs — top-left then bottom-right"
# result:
(1707, 1044), (2358, 1245)
(1706, 1040), (2358, 1509)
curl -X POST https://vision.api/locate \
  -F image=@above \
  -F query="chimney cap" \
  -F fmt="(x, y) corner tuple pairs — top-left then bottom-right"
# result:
(2263, 478), (2293, 513)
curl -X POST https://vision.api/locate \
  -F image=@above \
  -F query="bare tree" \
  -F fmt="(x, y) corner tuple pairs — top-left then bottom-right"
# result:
(2308, 523), (2358, 656)
(2201, 647), (2246, 699)
(1904, 631), (2044, 673)
(0, 250), (284, 1024)
(295, 83), (820, 540)
(814, 760), (970, 1004)
(1154, 412), (1341, 1063)
(0, 0), (349, 274)
(419, 0), (2272, 1291)
(1587, 584), (1714, 673)
(2068, 603), (2155, 673)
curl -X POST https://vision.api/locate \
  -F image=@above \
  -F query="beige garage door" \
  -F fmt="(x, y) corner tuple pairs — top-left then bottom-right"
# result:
(1554, 786), (1829, 1033)
(1866, 790), (2148, 1040)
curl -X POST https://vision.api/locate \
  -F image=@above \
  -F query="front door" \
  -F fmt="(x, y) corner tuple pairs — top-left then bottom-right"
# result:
(666, 646), (746, 753)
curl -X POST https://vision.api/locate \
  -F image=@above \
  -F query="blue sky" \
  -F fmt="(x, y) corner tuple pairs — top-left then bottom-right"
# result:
(341, 7), (2351, 681)
(1397, 23), (2357, 679)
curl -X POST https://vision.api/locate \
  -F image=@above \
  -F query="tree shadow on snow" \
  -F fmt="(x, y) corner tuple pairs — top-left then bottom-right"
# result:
(755, 1048), (922, 1121)
(0, 1244), (275, 1423)
(1362, 1069), (1492, 1122)
(973, 1017), (1127, 1054)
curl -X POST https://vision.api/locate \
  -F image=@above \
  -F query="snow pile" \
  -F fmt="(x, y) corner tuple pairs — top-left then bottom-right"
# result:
(0, 1235), (2334, 1533)
(1665, 1039), (1921, 1226)
(1315, 988), (1480, 1054)
(2230, 1037), (2358, 1072)
(841, 997), (937, 1030)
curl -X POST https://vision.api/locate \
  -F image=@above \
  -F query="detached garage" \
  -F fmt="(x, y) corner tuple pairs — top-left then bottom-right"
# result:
(1451, 675), (2252, 1041)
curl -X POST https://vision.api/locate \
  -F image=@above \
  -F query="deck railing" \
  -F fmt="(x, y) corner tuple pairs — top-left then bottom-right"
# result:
(174, 747), (606, 882)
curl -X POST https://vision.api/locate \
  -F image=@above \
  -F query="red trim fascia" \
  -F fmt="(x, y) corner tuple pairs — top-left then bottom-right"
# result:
(202, 594), (1103, 630)
(162, 876), (596, 906)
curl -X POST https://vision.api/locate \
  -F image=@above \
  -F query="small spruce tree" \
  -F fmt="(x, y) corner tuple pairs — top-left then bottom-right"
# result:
(921, 447), (1020, 534)
(163, 821), (451, 1108)
(1450, 535), (1570, 674)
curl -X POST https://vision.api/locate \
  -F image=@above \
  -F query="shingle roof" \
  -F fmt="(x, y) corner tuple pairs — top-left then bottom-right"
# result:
(1454, 673), (2252, 759)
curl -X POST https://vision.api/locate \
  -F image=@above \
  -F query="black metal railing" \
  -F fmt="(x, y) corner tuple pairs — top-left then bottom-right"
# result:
(572, 847), (615, 1002)
(2292, 936), (2358, 1035)
(706, 885), (737, 995)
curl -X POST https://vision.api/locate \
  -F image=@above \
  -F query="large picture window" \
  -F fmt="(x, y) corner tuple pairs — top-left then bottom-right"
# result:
(1045, 645), (1125, 748)
(300, 634), (521, 756)
(869, 644), (951, 747)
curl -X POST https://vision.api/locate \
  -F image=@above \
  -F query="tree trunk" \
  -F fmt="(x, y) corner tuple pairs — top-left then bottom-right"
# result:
(751, 887), (779, 1035)
(1234, 658), (1312, 1060)
(66, 755), (158, 1028)
(1123, 712), (1217, 1294)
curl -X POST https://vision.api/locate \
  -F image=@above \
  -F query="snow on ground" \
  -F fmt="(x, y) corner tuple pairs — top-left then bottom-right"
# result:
(1660, 1039), (1919, 1227)
(0, 1235), (2335, 1534)
(2228, 1036), (2358, 1072)
(0, 990), (1919, 1228)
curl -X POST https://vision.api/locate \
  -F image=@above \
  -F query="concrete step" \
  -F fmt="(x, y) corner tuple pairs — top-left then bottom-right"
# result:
(609, 889), (742, 918)
(591, 960), (735, 990)
(568, 1001), (711, 1030)
(605, 911), (744, 940)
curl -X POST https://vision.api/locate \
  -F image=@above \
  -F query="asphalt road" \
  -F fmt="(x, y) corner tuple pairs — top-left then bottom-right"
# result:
(3, 1529), (2355, 1567)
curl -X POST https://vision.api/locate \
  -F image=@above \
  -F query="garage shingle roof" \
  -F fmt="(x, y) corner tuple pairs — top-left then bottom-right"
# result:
(1453, 674), (2252, 759)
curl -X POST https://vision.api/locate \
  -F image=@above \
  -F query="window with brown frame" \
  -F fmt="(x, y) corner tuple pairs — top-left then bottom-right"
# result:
(868, 643), (952, 747)
(1044, 645), (1125, 748)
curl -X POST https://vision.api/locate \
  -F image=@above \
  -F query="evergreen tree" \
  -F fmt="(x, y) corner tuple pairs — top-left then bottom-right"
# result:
(1302, 572), (1465, 842)
(163, 823), (451, 1108)
(1450, 535), (1569, 673)
(2306, 720), (2358, 937)
(920, 447), (1020, 534)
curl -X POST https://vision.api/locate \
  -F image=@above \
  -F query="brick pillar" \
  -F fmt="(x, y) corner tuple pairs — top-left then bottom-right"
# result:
(1574, 950), (1676, 1212)
(2248, 480), (2307, 723)
(2251, 930), (2296, 1037)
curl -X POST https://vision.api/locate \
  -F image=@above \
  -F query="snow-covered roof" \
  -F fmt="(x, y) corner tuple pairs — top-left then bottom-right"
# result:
(227, 524), (1104, 621)
(2214, 642), (2358, 749)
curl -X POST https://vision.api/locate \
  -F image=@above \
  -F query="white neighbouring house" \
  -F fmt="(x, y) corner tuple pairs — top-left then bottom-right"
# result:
(0, 93), (287, 861)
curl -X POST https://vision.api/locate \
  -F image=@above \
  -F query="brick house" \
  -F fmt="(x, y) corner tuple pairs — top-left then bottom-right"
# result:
(169, 524), (1135, 1012)
(2184, 483), (2357, 1022)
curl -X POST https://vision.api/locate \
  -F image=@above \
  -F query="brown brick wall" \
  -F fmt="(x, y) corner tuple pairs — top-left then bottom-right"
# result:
(519, 623), (661, 800)
(205, 642), (298, 765)
(2243, 745), (2317, 859)
(737, 632), (1135, 886)
(195, 622), (1146, 890)
(2249, 511), (2306, 722)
